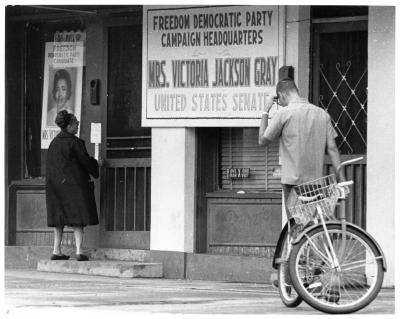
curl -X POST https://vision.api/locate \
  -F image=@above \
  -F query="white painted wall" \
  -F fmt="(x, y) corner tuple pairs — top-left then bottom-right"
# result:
(367, 6), (395, 287)
(285, 6), (311, 97)
(150, 128), (196, 252)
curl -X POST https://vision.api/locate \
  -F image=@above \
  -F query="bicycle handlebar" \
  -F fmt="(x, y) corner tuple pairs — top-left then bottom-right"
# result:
(337, 157), (364, 176)
(337, 181), (354, 187)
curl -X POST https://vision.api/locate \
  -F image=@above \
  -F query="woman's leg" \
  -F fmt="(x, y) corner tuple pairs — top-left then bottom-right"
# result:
(53, 226), (64, 255)
(73, 226), (84, 255)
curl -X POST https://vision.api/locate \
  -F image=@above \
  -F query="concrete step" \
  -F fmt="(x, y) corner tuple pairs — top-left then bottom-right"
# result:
(7, 246), (275, 283)
(87, 248), (148, 262)
(37, 259), (163, 278)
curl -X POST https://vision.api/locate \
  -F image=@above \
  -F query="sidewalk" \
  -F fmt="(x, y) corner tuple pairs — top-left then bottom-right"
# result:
(4, 269), (395, 317)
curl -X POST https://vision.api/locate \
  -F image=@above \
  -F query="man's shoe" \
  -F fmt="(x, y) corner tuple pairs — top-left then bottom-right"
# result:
(50, 254), (70, 260)
(76, 254), (89, 261)
(307, 281), (323, 294)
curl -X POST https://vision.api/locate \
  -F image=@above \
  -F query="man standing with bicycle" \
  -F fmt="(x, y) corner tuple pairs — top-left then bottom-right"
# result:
(258, 78), (344, 219)
(258, 78), (385, 314)
(258, 77), (344, 305)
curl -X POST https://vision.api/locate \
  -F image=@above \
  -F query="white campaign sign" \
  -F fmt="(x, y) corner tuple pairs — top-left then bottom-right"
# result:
(41, 40), (84, 148)
(142, 5), (283, 127)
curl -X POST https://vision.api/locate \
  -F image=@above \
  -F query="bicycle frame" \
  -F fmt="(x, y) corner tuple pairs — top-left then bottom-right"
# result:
(289, 156), (387, 271)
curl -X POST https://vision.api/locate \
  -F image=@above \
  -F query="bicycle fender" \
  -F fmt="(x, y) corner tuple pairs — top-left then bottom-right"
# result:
(292, 221), (387, 271)
(272, 220), (291, 270)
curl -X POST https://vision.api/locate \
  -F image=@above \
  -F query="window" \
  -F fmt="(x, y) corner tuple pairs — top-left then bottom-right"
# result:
(106, 24), (151, 159)
(219, 128), (280, 191)
(24, 21), (86, 178)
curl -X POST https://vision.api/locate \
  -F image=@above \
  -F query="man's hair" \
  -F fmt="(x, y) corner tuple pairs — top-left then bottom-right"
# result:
(276, 78), (299, 96)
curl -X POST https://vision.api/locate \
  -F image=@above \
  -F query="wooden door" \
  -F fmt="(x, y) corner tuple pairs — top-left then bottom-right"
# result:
(312, 19), (367, 228)
(100, 19), (151, 248)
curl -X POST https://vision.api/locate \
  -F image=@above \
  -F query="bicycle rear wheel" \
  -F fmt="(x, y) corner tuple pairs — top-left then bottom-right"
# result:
(289, 224), (384, 314)
(277, 231), (302, 307)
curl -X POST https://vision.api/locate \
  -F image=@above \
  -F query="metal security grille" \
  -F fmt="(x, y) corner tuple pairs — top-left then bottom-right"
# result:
(312, 20), (368, 229)
(319, 61), (367, 154)
(102, 164), (151, 231)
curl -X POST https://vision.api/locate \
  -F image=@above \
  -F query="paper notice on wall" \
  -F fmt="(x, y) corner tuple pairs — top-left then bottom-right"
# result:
(91, 123), (101, 160)
(90, 123), (102, 144)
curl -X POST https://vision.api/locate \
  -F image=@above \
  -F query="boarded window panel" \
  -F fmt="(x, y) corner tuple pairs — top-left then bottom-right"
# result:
(220, 128), (265, 190)
(266, 141), (281, 190)
(220, 128), (281, 191)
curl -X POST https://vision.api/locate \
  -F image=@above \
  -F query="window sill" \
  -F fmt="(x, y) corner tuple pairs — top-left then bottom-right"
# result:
(10, 178), (46, 187)
(206, 190), (281, 199)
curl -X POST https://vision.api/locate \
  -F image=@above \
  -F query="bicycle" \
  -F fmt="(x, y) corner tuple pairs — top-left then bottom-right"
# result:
(274, 157), (386, 313)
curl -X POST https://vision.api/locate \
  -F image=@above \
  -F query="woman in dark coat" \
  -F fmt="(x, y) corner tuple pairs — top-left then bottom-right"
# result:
(46, 110), (99, 261)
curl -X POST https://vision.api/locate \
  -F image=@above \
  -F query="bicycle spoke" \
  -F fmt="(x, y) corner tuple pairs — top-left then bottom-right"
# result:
(341, 256), (382, 272)
(339, 274), (355, 303)
(291, 226), (383, 312)
(342, 238), (358, 261)
(305, 235), (332, 266)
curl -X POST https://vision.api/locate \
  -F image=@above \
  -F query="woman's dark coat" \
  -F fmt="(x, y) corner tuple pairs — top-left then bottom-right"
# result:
(46, 131), (99, 227)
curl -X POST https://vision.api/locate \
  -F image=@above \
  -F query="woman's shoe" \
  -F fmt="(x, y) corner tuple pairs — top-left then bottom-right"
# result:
(50, 254), (70, 260)
(76, 254), (89, 261)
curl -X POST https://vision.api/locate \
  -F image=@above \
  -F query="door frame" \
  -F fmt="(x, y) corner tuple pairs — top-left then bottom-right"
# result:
(99, 13), (151, 248)
(311, 17), (368, 228)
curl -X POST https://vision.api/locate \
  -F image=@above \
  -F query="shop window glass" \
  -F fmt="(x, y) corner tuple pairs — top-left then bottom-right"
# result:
(219, 128), (280, 191)
(311, 6), (368, 19)
(24, 22), (85, 178)
(106, 24), (151, 158)
(318, 30), (367, 154)
(25, 23), (44, 177)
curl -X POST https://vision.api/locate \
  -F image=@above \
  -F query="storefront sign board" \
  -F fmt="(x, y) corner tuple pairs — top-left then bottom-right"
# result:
(142, 5), (284, 127)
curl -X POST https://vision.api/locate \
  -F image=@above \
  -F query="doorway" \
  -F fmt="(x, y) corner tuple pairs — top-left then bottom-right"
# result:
(100, 21), (151, 248)
(311, 13), (368, 228)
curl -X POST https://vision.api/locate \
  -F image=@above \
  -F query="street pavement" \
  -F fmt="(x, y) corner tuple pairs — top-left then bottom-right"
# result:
(3, 269), (395, 318)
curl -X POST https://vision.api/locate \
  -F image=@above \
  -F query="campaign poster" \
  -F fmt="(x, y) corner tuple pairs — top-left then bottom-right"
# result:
(41, 41), (84, 149)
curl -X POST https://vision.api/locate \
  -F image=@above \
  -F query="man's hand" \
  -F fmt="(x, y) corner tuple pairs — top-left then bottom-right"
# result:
(259, 95), (275, 145)
(263, 94), (275, 114)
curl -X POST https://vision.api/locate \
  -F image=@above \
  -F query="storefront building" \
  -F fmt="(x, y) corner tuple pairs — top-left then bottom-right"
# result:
(5, 5), (395, 287)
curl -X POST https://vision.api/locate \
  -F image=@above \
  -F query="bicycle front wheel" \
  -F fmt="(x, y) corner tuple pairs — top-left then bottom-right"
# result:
(289, 224), (384, 314)
(277, 230), (302, 307)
